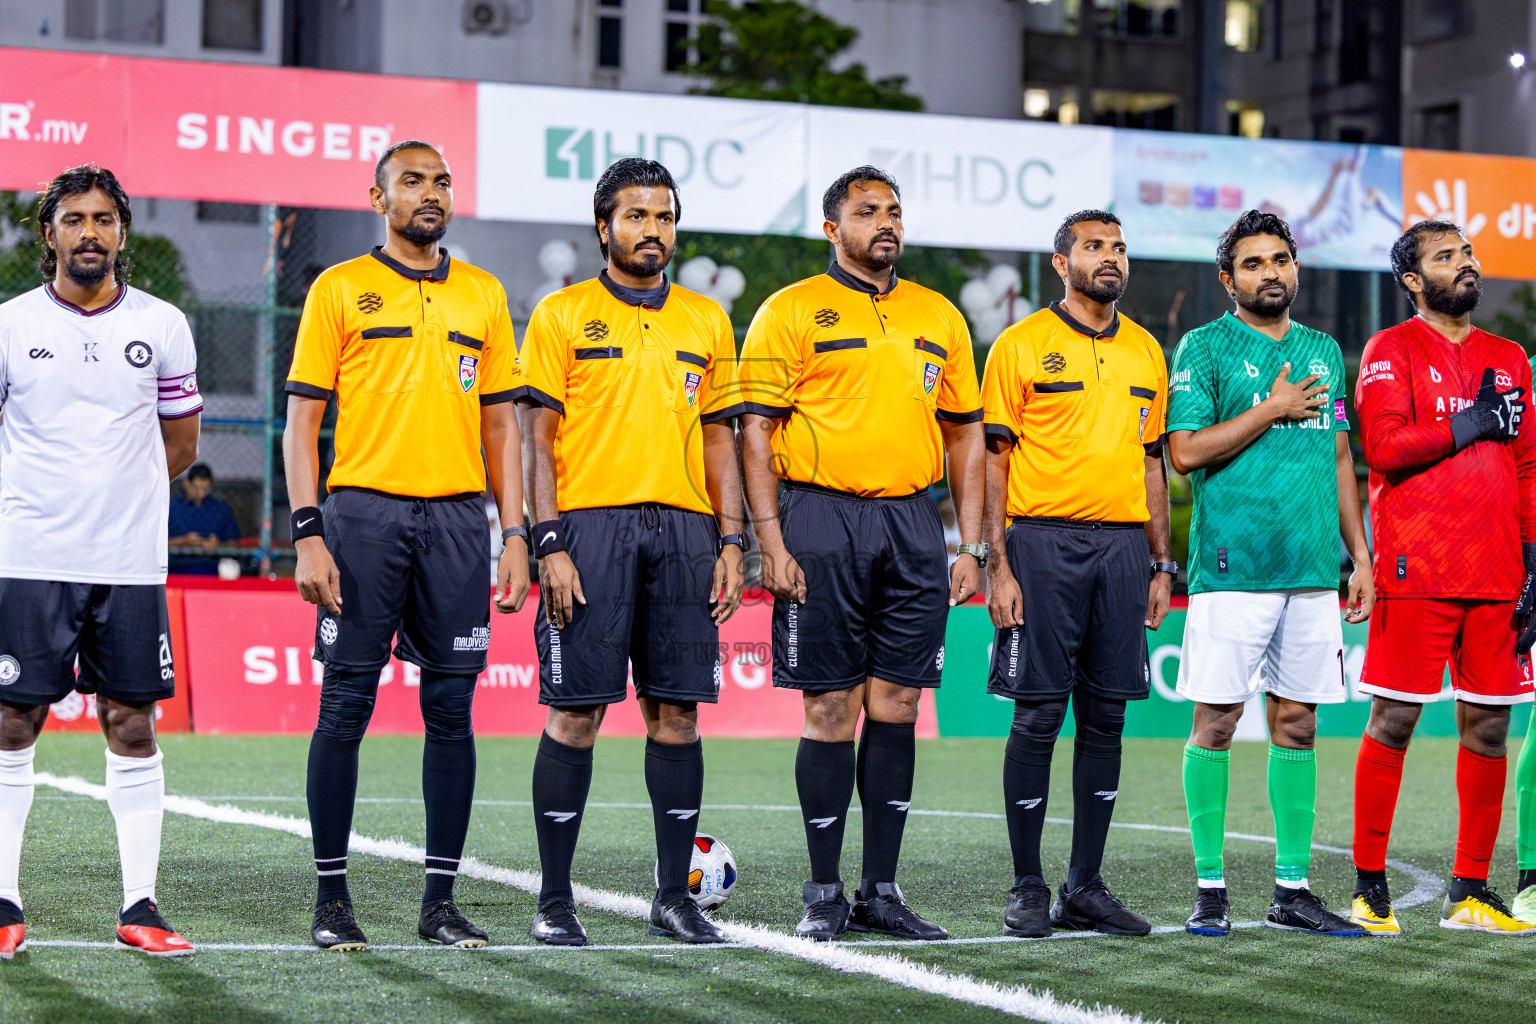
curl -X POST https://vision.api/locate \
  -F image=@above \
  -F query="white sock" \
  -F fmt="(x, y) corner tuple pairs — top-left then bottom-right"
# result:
(1197, 877), (1226, 889)
(105, 748), (164, 912)
(0, 745), (36, 909)
(1276, 877), (1309, 890)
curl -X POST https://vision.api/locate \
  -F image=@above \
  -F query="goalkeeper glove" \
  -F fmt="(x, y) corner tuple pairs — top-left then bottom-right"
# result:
(1514, 542), (1536, 655)
(1451, 367), (1524, 449)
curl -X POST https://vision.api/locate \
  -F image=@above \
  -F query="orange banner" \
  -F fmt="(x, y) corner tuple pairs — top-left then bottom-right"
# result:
(1403, 149), (1536, 280)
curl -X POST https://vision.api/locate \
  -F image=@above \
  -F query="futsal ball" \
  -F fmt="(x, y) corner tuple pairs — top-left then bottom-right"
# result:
(655, 833), (738, 910)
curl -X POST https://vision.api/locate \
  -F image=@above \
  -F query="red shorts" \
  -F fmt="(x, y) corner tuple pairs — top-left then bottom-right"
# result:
(1359, 597), (1535, 705)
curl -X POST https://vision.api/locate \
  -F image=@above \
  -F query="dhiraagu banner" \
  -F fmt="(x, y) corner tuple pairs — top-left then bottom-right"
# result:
(934, 605), (1530, 739)
(475, 82), (808, 235)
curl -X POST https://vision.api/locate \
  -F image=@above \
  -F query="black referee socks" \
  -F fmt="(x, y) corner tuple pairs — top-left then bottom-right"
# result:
(796, 737), (856, 885)
(531, 732), (593, 905)
(857, 719), (916, 887)
(645, 738), (705, 904)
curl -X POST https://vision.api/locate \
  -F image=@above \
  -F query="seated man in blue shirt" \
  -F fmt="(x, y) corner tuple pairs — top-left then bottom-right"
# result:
(168, 463), (242, 575)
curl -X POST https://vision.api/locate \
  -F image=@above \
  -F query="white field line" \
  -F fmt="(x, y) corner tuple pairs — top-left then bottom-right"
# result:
(35, 772), (1158, 1024)
(73, 793), (1440, 911)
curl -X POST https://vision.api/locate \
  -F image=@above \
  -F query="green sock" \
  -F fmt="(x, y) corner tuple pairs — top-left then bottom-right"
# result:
(1517, 710), (1536, 873)
(1183, 743), (1229, 884)
(1268, 744), (1317, 884)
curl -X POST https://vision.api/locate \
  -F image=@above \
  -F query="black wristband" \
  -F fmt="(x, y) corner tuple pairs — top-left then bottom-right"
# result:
(531, 520), (566, 558)
(502, 525), (528, 544)
(291, 506), (324, 541)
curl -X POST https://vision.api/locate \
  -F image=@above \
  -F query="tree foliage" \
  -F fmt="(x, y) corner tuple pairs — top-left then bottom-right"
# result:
(1485, 284), (1536, 351)
(687, 0), (923, 111)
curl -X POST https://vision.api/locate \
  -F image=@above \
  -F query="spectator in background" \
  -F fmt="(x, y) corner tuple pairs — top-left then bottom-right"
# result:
(167, 463), (241, 574)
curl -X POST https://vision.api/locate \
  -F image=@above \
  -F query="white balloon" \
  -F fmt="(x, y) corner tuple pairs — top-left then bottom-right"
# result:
(537, 239), (578, 278)
(986, 263), (1022, 295)
(677, 256), (718, 292)
(958, 278), (993, 318)
(713, 265), (746, 300)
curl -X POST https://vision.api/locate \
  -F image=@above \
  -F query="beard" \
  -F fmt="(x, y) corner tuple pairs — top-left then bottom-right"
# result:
(846, 231), (903, 273)
(1422, 269), (1481, 317)
(610, 237), (673, 278)
(1068, 261), (1126, 304)
(1235, 279), (1296, 319)
(392, 202), (450, 247)
(62, 244), (113, 286)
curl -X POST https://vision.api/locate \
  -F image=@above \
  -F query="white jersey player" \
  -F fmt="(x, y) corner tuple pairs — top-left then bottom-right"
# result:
(0, 166), (201, 960)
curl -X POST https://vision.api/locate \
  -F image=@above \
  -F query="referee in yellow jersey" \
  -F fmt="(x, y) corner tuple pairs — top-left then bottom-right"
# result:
(517, 159), (745, 946)
(738, 166), (985, 941)
(284, 140), (530, 952)
(982, 210), (1171, 939)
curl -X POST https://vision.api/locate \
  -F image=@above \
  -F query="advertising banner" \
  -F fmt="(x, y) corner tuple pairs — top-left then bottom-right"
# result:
(0, 49), (126, 194)
(1402, 148), (1536, 281)
(805, 107), (1115, 250)
(181, 585), (936, 738)
(932, 606), (1521, 739)
(476, 82), (807, 234)
(1113, 131), (1403, 271)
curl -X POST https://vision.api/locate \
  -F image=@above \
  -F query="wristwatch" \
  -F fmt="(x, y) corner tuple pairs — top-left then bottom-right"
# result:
(719, 533), (750, 554)
(957, 542), (989, 567)
(1150, 560), (1180, 579)
(501, 524), (528, 544)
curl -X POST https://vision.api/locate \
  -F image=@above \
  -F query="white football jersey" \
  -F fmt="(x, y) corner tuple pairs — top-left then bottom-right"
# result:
(0, 284), (202, 584)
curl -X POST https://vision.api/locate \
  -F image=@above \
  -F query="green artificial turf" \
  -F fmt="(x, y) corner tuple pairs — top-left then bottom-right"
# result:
(1, 734), (1532, 1024)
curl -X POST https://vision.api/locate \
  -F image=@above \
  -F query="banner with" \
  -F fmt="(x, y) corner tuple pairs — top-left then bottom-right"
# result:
(1113, 131), (1404, 271)
(0, 49), (126, 193)
(804, 107), (1115, 250)
(475, 83), (807, 234)
(931, 606), (1523, 739)
(1402, 148), (1536, 281)
(181, 585), (936, 738)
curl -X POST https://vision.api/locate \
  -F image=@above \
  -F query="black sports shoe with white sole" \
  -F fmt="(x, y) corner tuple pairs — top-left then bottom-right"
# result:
(848, 881), (948, 941)
(312, 900), (367, 951)
(419, 900), (489, 948)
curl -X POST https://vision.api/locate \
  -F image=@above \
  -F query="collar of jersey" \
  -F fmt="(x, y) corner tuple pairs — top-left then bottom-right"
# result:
(45, 282), (128, 317)
(1223, 310), (1298, 345)
(1049, 300), (1120, 339)
(827, 261), (898, 296)
(598, 269), (671, 310)
(369, 245), (450, 282)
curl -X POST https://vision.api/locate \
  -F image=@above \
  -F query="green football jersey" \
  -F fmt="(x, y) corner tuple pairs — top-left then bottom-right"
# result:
(1168, 313), (1349, 594)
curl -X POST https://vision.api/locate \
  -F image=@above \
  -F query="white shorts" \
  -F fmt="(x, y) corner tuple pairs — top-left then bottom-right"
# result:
(1176, 588), (1347, 705)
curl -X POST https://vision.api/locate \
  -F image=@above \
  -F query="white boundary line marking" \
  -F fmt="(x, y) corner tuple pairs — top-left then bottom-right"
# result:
(35, 772), (1158, 1024)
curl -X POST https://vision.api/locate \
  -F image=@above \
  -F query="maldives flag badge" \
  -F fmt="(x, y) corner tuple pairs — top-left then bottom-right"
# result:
(458, 354), (478, 392)
(684, 371), (702, 407)
(923, 361), (941, 394)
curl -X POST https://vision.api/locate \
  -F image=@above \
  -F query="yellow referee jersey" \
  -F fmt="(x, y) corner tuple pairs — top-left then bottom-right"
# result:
(737, 263), (982, 497)
(982, 302), (1167, 522)
(518, 273), (740, 515)
(286, 247), (522, 498)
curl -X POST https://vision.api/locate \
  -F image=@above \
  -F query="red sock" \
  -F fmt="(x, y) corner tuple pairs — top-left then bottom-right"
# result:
(1354, 734), (1407, 872)
(1453, 746), (1506, 881)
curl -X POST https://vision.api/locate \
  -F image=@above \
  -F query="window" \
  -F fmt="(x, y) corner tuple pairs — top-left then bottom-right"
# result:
(1092, 90), (1179, 131)
(1226, 102), (1265, 138)
(65, 0), (164, 43)
(1415, 103), (1460, 151)
(203, 0), (263, 51)
(1095, 0), (1180, 40)
(665, 0), (710, 72)
(1023, 85), (1081, 125)
(1338, 0), (1372, 83)
(1224, 1), (1262, 52)
(1410, 0), (1471, 43)
(597, 0), (623, 69)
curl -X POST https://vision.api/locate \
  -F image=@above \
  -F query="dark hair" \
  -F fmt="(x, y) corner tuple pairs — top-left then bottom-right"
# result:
(822, 165), (901, 223)
(373, 139), (441, 190)
(1053, 210), (1121, 258)
(592, 158), (681, 259)
(187, 463), (213, 482)
(1390, 220), (1463, 297)
(36, 164), (133, 283)
(1215, 210), (1298, 275)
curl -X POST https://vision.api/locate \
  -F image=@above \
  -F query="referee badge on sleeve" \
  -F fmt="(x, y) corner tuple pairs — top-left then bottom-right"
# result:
(923, 361), (941, 394)
(458, 354), (479, 393)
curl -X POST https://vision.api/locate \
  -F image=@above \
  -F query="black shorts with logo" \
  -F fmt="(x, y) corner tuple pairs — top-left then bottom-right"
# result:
(0, 578), (173, 707)
(771, 482), (948, 692)
(314, 488), (492, 674)
(535, 505), (722, 707)
(988, 517), (1152, 702)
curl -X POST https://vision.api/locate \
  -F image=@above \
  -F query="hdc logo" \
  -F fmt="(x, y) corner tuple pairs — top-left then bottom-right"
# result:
(544, 127), (746, 187)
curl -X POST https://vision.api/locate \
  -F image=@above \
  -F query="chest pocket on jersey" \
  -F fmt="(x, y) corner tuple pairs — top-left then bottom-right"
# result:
(674, 349), (709, 413)
(444, 331), (483, 395)
(1127, 385), (1157, 446)
(912, 338), (947, 407)
(805, 338), (868, 400)
(360, 326), (417, 394)
(569, 346), (627, 408)
(1028, 380), (1087, 439)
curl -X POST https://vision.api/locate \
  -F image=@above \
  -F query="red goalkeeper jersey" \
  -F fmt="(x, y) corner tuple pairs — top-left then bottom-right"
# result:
(1354, 316), (1536, 600)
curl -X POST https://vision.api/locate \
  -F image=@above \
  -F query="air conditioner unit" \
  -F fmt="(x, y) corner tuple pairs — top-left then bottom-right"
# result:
(464, 0), (512, 36)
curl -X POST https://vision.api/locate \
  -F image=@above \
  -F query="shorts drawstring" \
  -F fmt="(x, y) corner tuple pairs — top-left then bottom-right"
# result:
(641, 504), (661, 533)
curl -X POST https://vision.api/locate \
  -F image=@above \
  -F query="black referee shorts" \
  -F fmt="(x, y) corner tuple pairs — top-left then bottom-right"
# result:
(988, 517), (1151, 702)
(0, 579), (173, 707)
(535, 505), (722, 707)
(771, 482), (948, 692)
(314, 488), (492, 675)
